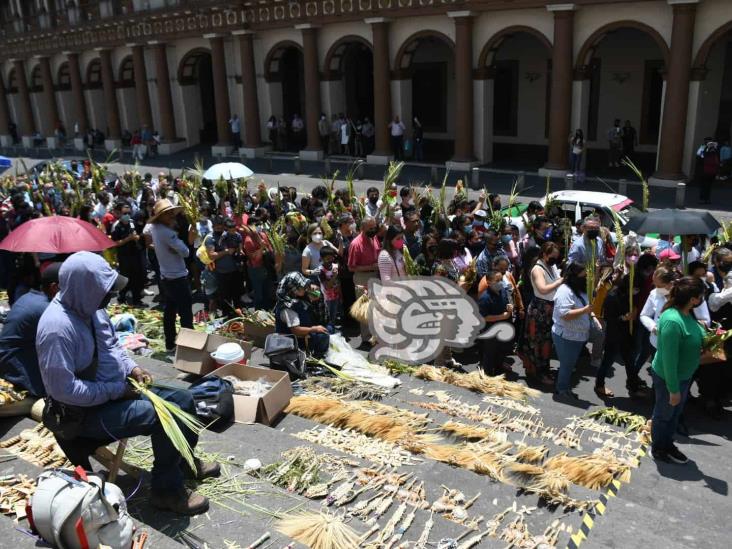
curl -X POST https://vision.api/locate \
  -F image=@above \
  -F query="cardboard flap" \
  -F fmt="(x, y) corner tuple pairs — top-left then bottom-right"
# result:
(176, 328), (208, 350)
(261, 374), (294, 423)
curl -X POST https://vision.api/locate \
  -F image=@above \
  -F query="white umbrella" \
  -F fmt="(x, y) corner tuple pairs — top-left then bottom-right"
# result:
(202, 162), (253, 181)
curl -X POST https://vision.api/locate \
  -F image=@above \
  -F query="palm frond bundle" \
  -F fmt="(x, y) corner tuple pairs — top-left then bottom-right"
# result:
(402, 246), (420, 276)
(513, 443), (548, 464)
(345, 161), (363, 206)
(128, 379), (205, 470)
(585, 407), (648, 433)
(586, 239), (597, 305)
(382, 161), (404, 200)
(544, 452), (629, 491)
(382, 359), (418, 376)
(276, 511), (360, 549)
(544, 175), (557, 214)
(413, 365), (540, 400)
(349, 292), (370, 324)
(440, 421), (504, 443)
(266, 217), (286, 258)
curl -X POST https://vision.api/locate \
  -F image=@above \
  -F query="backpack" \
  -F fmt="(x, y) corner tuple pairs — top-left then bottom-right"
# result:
(29, 467), (134, 549)
(264, 334), (307, 380)
(189, 376), (235, 425)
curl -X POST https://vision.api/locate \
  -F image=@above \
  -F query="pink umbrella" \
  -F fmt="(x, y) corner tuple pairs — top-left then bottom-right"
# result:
(0, 216), (115, 254)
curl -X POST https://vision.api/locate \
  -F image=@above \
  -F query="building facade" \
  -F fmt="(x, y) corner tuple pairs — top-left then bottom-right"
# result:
(0, 0), (731, 182)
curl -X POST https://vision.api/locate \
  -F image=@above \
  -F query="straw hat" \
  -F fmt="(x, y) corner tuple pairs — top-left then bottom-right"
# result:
(149, 198), (182, 223)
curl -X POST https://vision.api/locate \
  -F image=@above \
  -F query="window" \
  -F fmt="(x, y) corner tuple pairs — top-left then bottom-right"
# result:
(118, 56), (134, 87)
(30, 64), (43, 92)
(640, 60), (664, 145)
(86, 59), (102, 89)
(493, 60), (518, 136)
(178, 53), (201, 85)
(57, 62), (71, 91)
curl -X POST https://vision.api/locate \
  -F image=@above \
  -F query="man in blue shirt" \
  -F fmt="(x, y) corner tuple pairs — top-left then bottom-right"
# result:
(36, 252), (218, 515)
(568, 215), (605, 266)
(149, 199), (196, 351)
(477, 270), (514, 377)
(476, 228), (508, 279)
(0, 262), (61, 397)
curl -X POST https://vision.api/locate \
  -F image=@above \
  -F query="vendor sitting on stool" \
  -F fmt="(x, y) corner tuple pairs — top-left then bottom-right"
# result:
(274, 272), (330, 357)
(36, 251), (219, 516)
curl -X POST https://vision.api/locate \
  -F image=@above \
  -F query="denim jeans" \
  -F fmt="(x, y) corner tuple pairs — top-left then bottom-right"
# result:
(160, 276), (193, 349)
(248, 265), (272, 310)
(325, 299), (342, 325)
(651, 370), (691, 452)
(81, 387), (197, 494)
(552, 332), (587, 393)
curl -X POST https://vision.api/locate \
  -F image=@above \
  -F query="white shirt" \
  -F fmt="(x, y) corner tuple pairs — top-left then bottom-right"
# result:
(292, 117), (304, 131)
(390, 121), (405, 137)
(531, 260), (560, 301)
(672, 244), (700, 264)
(229, 117), (240, 133)
(640, 288), (710, 348)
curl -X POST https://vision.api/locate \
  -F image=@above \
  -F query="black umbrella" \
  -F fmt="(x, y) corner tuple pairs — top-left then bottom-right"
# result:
(624, 209), (721, 235)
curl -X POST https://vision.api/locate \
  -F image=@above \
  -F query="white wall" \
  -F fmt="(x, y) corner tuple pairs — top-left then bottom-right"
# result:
(491, 32), (550, 146)
(117, 88), (138, 133)
(473, 9), (553, 60)
(55, 90), (72, 131)
(692, 0), (732, 63)
(85, 89), (107, 133)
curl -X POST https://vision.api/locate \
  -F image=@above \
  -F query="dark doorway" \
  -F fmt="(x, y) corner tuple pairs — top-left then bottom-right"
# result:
(280, 48), (304, 123)
(412, 62), (447, 133)
(343, 44), (374, 121)
(640, 60), (664, 144)
(197, 54), (217, 144)
(493, 60), (518, 137)
(714, 39), (732, 141)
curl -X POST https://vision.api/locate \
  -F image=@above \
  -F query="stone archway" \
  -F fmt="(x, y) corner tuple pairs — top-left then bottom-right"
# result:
(573, 22), (670, 175)
(323, 36), (374, 123)
(394, 30), (455, 162)
(476, 26), (553, 166)
(264, 41), (305, 151)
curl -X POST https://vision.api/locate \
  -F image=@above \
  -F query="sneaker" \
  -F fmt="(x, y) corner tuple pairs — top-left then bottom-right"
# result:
(183, 458), (221, 481)
(165, 346), (176, 354)
(151, 487), (209, 515)
(651, 448), (671, 463)
(666, 445), (689, 464)
(143, 289), (154, 296)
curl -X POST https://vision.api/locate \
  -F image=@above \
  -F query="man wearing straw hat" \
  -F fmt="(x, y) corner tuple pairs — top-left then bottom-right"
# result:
(148, 199), (196, 352)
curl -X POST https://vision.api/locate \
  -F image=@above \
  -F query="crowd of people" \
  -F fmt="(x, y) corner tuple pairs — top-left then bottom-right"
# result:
(0, 159), (730, 474)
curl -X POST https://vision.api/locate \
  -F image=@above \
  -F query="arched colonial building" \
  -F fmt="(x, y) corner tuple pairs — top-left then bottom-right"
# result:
(0, 0), (731, 183)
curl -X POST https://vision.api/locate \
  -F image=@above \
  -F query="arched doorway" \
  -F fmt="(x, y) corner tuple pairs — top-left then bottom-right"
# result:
(692, 24), (732, 145)
(324, 37), (374, 121)
(575, 23), (669, 175)
(395, 32), (455, 162)
(178, 49), (217, 145)
(265, 42), (305, 152)
(478, 27), (552, 167)
(280, 48), (304, 123)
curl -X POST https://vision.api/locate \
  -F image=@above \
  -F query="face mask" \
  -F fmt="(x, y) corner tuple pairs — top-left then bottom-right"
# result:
(368, 196), (378, 205)
(719, 262), (732, 273)
(547, 257), (558, 266)
(349, 223), (357, 233)
(585, 229), (600, 240)
(464, 226), (473, 235)
(657, 287), (669, 296)
(490, 282), (504, 294)
(501, 235), (513, 245)
(393, 238), (404, 250)
(120, 214), (131, 223)
(312, 233), (323, 244)
(366, 228), (378, 237)
(315, 216), (323, 223)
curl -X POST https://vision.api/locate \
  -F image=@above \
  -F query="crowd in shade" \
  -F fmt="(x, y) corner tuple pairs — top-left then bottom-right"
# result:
(0, 157), (731, 495)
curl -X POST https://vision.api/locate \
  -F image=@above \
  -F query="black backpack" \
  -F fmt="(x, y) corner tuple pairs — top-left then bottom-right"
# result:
(264, 334), (307, 380)
(189, 376), (235, 426)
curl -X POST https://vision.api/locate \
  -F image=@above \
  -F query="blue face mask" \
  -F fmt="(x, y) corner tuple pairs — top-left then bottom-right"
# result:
(463, 225), (472, 235)
(120, 214), (131, 223)
(501, 235), (513, 245)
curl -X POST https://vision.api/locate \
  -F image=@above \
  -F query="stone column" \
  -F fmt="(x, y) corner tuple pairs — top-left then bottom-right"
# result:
(66, 52), (89, 138)
(207, 34), (232, 154)
(131, 44), (153, 130)
(39, 56), (60, 141)
(297, 24), (324, 160)
(235, 31), (266, 157)
(98, 48), (122, 148)
(366, 17), (392, 164)
(151, 42), (180, 153)
(448, 11), (476, 169)
(13, 59), (37, 144)
(653, 0), (698, 183)
(541, 4), (575, 176)
(0, 72), (11, 146)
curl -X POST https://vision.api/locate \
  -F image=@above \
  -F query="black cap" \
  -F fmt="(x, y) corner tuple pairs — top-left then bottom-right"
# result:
(40, 262), (62, 285)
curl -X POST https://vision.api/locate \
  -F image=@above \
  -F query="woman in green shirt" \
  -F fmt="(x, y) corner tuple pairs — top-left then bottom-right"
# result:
(651, 276), (706, 464)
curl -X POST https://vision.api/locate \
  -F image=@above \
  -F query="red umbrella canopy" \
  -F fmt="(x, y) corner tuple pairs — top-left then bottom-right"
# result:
(0, 216), (115, 254)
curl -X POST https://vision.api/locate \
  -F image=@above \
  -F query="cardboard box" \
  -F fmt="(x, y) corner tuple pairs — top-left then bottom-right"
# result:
(208, 362), (293, 425)
(241, 321), (275, 348)
(174, 328), (253, 376)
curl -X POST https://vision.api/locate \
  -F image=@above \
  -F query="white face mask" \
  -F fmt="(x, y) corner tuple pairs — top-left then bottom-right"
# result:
(657, 287), (669, 296)
(312, 234), (323, 244)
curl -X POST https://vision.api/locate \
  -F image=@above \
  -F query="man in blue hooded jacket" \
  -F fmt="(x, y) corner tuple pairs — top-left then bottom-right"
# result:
(36, 252), (218, 515)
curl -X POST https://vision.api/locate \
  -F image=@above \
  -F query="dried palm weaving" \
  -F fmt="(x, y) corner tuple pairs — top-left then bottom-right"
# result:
(0, 378), (27, 407)
(0, 423), (70, 468)
(413, 366), (540, 400)
(544, 452), (631, 491)
(276, 511), (361, 549)
(349, 293), (370, 324)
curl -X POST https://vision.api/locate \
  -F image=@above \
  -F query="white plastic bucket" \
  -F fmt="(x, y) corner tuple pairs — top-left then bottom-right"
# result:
(210, 342), (246, 365)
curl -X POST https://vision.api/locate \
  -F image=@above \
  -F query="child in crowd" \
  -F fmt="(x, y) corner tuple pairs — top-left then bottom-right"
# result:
(318, 246), (342, 327)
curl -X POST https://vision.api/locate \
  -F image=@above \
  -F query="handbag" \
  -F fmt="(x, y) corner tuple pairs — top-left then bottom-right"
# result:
(189, 376), (234, 425)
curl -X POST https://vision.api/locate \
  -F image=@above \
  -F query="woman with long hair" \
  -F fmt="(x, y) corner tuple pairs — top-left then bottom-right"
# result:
(415, 233), (439, 276)
(518, 242), (562, 386)
(378, 225), (407, 281)
(651, 276), (706, 464)
(552, 261), (596, 399)
(569, 129), (584, 175)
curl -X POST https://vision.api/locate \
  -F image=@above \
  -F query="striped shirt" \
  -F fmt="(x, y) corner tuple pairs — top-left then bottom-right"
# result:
(378, 250), (406, 281)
